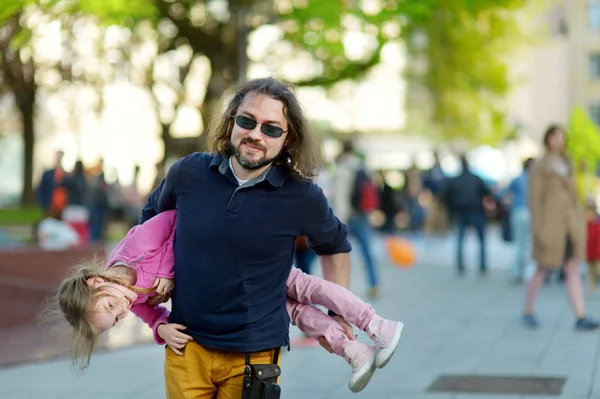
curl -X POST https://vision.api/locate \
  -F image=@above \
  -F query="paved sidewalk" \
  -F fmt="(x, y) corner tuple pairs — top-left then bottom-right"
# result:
(2, 229), (600, 398)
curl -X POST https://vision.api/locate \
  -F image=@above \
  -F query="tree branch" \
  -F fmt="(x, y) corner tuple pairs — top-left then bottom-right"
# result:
(153, 0), (221, 59)
(293, 51), (381, 87)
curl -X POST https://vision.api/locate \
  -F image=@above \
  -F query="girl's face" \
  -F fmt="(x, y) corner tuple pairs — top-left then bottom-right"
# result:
(86, 277), (138, 332)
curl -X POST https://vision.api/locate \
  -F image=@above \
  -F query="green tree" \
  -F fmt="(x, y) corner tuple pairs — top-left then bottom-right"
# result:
(0, 7), (39, 205)
(405, 0), (532, 145)
(78, 0), (413, 160)
(568, 107), (600, 200)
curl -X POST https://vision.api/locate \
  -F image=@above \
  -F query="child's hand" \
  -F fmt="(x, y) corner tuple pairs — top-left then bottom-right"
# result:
(154, 277), (174, 296)
(157, 323), (193, 356)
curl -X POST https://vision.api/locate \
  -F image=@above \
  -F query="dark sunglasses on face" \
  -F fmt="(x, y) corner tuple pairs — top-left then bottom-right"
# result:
(233, 115), (288, 138)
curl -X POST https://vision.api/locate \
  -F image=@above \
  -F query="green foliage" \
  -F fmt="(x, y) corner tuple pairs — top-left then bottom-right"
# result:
(0, 0), (27, 23)
(405, 0), (532, 145)
(0, 207), (42, 226)
(568, 107), (600, 172)
(77, 0), (156, 26)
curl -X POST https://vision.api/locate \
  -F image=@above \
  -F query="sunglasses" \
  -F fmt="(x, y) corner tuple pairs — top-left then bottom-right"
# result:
(233, 115), (288, 138)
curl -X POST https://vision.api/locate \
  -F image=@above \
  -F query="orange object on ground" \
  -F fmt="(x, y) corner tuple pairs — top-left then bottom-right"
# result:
(385, 237), (416, 267)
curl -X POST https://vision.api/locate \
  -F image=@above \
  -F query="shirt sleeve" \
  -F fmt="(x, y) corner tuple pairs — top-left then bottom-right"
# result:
(140, 158), (182, 224)
(301, 182), (351, 256)
(130, 303), (170, 345)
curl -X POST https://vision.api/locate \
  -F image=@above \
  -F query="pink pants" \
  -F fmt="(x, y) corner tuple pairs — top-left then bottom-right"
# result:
(285, 267), (375, 356)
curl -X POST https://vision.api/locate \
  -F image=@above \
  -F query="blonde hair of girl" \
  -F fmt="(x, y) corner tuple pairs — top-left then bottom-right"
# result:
(48, 257), (154, 372)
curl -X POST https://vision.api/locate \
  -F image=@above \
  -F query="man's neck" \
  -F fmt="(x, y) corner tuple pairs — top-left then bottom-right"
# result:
(230, 156), (271, 181)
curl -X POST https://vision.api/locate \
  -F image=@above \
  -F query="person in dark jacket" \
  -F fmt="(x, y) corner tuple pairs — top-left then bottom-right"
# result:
(441, 155), (492, 275)
(62, 160), (89, 206)
(36, 150), (67, 217)
(61, 160), (90, 244)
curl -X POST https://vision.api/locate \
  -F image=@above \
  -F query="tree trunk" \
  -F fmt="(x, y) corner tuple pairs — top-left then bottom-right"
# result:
(19, 102), (35, 206)
(198, 57), (237, 151)
(160, 122), (173, 165)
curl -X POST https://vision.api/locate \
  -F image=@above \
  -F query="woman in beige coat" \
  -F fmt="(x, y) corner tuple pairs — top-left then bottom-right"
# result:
(524, 125), (598, 330)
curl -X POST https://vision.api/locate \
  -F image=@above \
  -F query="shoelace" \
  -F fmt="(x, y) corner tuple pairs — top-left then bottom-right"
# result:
(373, 334), (386, 350)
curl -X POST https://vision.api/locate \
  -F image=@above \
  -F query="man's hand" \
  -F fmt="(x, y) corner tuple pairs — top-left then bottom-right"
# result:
(154, 277), (174, 295)
(317, 315), (354, 353)
(157, 323), (193, 356)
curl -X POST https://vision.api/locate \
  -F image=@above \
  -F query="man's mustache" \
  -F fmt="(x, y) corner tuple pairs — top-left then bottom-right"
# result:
(241, 138), (266, 152)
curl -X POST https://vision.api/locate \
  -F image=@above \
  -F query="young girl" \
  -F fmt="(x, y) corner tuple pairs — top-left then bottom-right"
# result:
(57, 210), (403, 393)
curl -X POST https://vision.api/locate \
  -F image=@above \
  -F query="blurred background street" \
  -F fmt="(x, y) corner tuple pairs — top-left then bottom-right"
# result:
(3, 0), (600, 398)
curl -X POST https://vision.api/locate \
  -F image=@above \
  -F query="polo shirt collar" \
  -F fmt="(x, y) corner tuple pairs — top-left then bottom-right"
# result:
(210, 153), (285, 187)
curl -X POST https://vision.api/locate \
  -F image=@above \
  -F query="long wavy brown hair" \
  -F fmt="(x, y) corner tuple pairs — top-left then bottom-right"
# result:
(206, 77), (323, 180)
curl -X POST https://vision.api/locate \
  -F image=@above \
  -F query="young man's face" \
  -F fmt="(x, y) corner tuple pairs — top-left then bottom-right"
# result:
(230, 92), (289, 171)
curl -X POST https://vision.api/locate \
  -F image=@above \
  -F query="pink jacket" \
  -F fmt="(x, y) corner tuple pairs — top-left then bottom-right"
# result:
(106, 210), (177, 344)
(107, 210), (311, 344)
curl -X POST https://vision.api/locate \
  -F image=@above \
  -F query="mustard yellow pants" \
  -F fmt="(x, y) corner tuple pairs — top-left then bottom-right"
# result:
(164, 341), (280, 399)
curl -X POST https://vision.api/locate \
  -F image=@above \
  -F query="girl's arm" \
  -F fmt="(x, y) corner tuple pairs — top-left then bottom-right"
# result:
(130, 303), (170, 345)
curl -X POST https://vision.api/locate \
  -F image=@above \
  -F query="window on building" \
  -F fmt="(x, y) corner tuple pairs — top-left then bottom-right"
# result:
(590, 54), (600, 79)
(590, 0), (600, 30)
(590, 104), (600, 126)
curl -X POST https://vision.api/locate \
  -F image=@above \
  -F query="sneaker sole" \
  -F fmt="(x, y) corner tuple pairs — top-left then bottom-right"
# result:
(348, 355), (376, 393)
(375, 321), (404, 369)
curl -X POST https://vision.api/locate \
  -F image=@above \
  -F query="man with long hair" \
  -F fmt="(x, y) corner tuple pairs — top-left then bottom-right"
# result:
(141, 77), (354, 398)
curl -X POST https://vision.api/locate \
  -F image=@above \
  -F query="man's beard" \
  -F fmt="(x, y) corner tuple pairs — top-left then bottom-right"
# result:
(233, 138), (278, 170)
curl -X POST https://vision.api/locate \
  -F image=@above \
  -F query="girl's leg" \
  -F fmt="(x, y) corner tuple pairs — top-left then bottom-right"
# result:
(286, 267), (375, 330)
(286, 298), (376, 393)
(286, 270), (404, 368)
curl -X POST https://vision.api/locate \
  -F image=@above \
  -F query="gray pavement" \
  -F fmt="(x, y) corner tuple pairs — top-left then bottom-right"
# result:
(2, 227), (600, 398)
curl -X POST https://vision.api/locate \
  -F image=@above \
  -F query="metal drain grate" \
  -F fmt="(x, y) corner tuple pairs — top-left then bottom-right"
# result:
(427, 374), (567, 395)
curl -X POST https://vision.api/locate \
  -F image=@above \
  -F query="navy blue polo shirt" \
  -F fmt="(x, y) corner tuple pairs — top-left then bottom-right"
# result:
(140, 152), (351, 352)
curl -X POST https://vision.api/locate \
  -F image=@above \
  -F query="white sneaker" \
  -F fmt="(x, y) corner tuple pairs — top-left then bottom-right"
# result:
(367, 317), (404, 368)
(344, 341), (377, 393)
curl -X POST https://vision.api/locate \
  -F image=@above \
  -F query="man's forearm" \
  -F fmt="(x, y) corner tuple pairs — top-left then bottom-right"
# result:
(320, 253), (351, 289)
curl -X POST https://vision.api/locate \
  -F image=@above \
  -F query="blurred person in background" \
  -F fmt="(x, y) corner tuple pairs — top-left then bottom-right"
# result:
(36, 209), (80, 251)
(440, 155), (492, 276)
(36, 150), (67, 218)
(502, 157), (535, 284)
(333, 139), (380, 298)
(61, 160), (90, 245)
(294, 235), (317, 276)
(88, 159), (110, 242)
(524, 124), (598, 330)
(585, 199), (600, 293)
(423, 151), (448, 236)
(404, 161), (424, 233)
(378, 170), (399, 234)
(121, 164), (145, 228)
